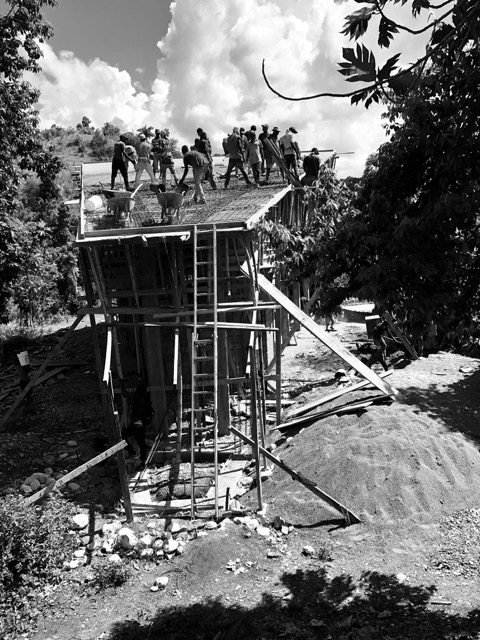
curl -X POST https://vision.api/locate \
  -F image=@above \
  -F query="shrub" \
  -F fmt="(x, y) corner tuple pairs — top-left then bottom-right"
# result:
(92, 558), (132, 590)
(0, 494), (76, 639)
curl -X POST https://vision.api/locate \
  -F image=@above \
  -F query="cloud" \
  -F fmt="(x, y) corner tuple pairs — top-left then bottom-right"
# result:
(31, 0), (430, 177)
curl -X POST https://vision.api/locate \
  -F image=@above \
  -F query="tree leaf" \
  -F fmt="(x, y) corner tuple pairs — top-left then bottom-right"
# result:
(378, 16), (399, 48)
(341, 6), (375, 41)
(377, 53), (401, 82)
(338, 44), (377, 83)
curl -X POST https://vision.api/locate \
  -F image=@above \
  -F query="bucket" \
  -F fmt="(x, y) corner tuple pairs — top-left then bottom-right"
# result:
(17, 351), (30, 366)
(85, 195), (103, 212)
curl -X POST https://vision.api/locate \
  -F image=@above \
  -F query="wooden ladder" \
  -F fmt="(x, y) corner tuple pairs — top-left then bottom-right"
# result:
(190, 224), (219, 518)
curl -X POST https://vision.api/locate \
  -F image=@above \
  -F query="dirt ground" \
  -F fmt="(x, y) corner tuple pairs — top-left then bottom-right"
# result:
(2, 310), (480, 640)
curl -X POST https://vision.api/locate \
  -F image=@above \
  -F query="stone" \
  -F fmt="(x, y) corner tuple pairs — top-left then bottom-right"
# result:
(154, 549), (165, 559)
(281, 525), (290, 536)
(163, 538), (179, 554)
(267, 549), (281, 558)
(101, 539), (115, 554)
(102, 522), (122, 537)
(256, 526), (271, 537)
(46, 477), (56, 485)
(240, 476), (254, 487)
(150, 585), (159, 592)
(139, 534), (154, 548)
(153, 538), (165, 550)
(74, 549), (86, 559)
(67, 440), (78, 448)
(167, 520), (186, 534)
(246, 518), (259, 531)
(20, 484), (33, 495)
(155, 576), (169, 587)
(273, 515), (287, 530)
(204, 521), (218, 530)
(44, 467), (53, 476)
(71, 513), (89, 530)
(69, 560), (80, 570)
(28, 478), (41, 492)
(86, 540), (97, 552)
(68, 482), (81, 492)
(140, 548), (154, 559)
(116, 528), (138, 550)
(108, 554), (122, 564)
(302, 545), (315, 556)
(32, 472), (48, 484)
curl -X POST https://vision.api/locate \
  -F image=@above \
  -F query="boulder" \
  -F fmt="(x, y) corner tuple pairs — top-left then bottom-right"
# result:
(108, 554), (122, 564)
(20, 484), (33, 495)
(68, 482), (81, 492)
(155, 576), (169, 588)
(116, 527), (138, 550)
(32, 472), (49, 484)
(71, 513), (89, 530)
(140, 548), (154, 559)
(302, 545), (315, 557)
(163, 538), (179, 554)
(138, 534), (154, 548)
(256, 526), (271, 537)
(204, 521), (218, 530)
(28, 478), (41, 492)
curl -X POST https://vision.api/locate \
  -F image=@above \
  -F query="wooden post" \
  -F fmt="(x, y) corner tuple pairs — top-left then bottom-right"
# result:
(250, 346), (263, 512)
(113, 409), (133, 522)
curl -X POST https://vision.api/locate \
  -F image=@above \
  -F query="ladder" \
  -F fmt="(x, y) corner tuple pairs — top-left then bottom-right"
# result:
(190, 224), (219, 518)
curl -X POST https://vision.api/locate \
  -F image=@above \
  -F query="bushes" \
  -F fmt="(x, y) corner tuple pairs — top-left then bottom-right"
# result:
(0, 494), (76, 638)
(92, 558), (132, 590)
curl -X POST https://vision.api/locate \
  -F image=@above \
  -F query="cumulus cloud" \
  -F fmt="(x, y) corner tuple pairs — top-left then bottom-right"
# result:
(31, 0), (429, 176)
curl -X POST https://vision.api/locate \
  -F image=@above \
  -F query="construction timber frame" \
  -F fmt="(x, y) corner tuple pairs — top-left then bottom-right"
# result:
(72, 164), (397, 524)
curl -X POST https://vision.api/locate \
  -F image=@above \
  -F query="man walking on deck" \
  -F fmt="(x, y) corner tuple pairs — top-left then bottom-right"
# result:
(223, 127), (251, 189)
(179, 145), (208, 204)
(133, 133), (156, 188)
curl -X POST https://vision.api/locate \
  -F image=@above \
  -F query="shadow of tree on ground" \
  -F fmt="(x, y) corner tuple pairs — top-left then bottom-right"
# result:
(105, 567), (480, 640)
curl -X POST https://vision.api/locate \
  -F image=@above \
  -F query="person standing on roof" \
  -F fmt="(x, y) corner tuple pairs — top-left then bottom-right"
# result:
(179, 144), (208, 204)
(223, 127), (252, 190)
(196, 129), (217, 190)
(158, 129), (178, 187)
(258, 124), (269, 175)
(245, 130), (262, 187)
(111, 134), (134, 190)
(264, 126), (285, 184)
(151, 129), (163, 178)
(279, 126), (301, 179)
(301, 148), (320, 186)
(133, 133), (156, 188)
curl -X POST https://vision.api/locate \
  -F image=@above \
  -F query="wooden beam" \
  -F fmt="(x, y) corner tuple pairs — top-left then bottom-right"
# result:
(287, 370), (393, 420)
(254, 274), (399, 399)
(229, 425), (360, 525)
(271, 394), (390, 431)
(383, 312), (418, 360)
(24, 440), (128, 505)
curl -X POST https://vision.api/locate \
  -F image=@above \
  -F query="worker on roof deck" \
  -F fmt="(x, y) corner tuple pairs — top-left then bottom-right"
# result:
(179, 145), (208, 204)
(223, 127), (252, 190)
(196, 128), (217, 191)
(258, 124), (269, 175)
(279, 126), (301, 179)
(133, 133), (156, 188)
(245, 130), (262, 188)
(301, 148), (320, 186)
(158, 129), (178, 187)
(111, 134), (134, 190)
(264, 127), (285, 184)
(151, 129), (163, 178)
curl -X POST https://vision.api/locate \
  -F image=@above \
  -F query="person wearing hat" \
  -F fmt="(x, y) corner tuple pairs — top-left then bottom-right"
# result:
(264, 126), (285, 184)
(134, 133), (156, 188)
(301, 148), (320, 186)
(279, 126), (301, 179)
(110, 134), (134, 190)
(158, 129), (178, 187)
(223, 127), (252, 189)
(259, 124), (269, 175)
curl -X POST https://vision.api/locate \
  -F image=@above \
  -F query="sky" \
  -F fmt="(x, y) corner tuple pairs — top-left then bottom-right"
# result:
(22, 0), (431, 177)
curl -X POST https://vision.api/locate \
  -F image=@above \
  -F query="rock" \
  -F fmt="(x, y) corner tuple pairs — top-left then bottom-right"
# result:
(256, 526), (271, 537)
(150, 585), (159, 592)
(28, 478), (41, 492)
(146, 522), (158, 532)
(102, 522), (122, 537)
(204, 521), (218, 530)
(167, 520), (186, 534)
(240, 476), (254, 487)
(163, 538), (179, 554)
(139, 534), (154, 548)
(58, 453), (69, 460)
(140, 548), (154, 559)
(69, 560), (80, 570)
(44, 467), (53, 476)
(246, 518), (259, 531)
(281, 525), (290, 536)
(116, 528), (138, 550)
(153, 537), (165, 550)
(267, 549), (281, 558)
(46, 477), (56, 485)
(154, 549), (165, 559)
(197, 531), (208, 538)
(71, 513), (89, 530)
(20, 484), (33, 495)
(396, 573), (408, 583)
(74, 549), (86, 559)
(155, 576), (169, 588)
(273, 515), (287, 530)
(67, 440), (78, 448)
(32, 472), (49, 484)
(86, 540), (97, 552)
(68, 482), (81, 492)
(108, 554), (122, 564)
(302, 545), (315, 556)
(101, 539), (115, 554)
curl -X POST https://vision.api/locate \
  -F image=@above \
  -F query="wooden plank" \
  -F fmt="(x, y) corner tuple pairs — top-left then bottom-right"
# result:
(254, 274), (399, 399)
(271, 395), (389, 431)
(24, 440), (128, 505)
(229, 425), (360, 525)
(287, 370), (393, 420)
(383, 312), (418, 360)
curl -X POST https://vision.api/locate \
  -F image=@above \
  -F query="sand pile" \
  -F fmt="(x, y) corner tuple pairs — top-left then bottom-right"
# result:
(263, 399), (480, 524)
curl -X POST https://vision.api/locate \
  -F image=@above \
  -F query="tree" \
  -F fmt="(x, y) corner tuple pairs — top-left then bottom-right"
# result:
(136, 125), (154, 140)
(0, 0), (62, 319)
(102, 121), (120, 138)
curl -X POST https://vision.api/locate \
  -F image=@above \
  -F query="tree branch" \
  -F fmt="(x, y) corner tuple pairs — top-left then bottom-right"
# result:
(373, 0), (455, 36)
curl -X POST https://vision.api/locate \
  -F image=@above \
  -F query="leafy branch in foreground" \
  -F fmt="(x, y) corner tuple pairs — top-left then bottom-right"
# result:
(262, 0), (479, 106)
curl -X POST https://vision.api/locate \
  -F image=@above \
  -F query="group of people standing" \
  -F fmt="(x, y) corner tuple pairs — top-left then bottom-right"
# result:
(111, 122), (325, 202)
